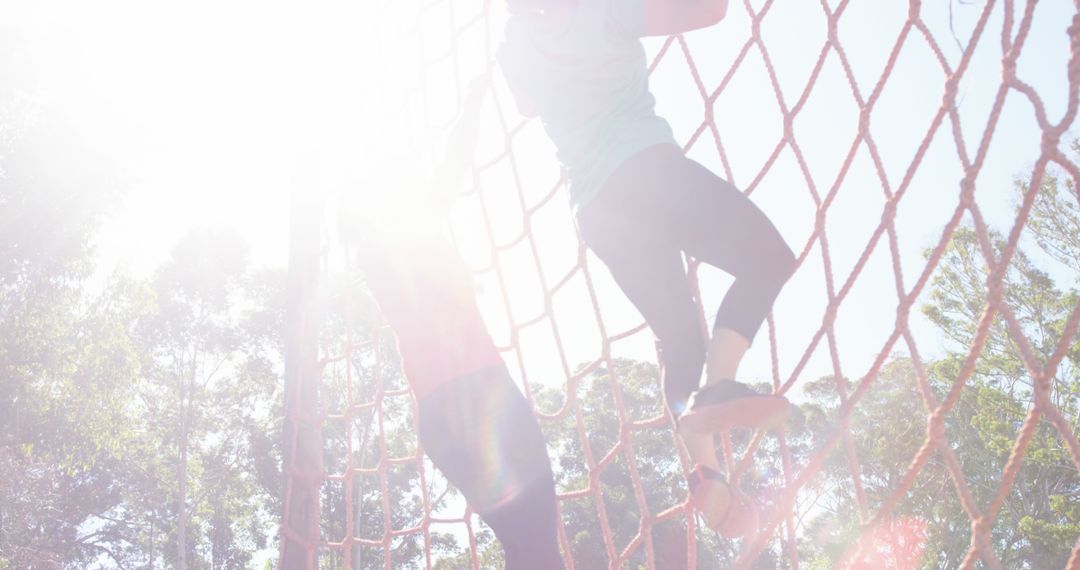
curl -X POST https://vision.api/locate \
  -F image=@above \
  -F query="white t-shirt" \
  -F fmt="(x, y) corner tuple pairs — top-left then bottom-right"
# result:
(499, 0), (677, 212)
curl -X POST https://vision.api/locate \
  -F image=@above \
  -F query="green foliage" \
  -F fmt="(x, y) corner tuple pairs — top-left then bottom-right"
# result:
(431, 530), (504, 569)
(125, 229), (283, 569)
(798, 157), (1080, 569)
(0, 86), (137, 567)
(1, 172), (284, 568)
(1024, 149), (1080, 279)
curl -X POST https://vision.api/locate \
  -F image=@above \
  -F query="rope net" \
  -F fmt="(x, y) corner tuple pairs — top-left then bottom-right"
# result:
(281, 0), (1080, 568)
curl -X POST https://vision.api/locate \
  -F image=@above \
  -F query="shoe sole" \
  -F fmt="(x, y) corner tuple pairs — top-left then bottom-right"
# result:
(679, 395), (790, 434)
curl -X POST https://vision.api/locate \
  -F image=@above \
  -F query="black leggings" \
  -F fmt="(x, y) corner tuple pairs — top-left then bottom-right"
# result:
(418, 366), (564, 570)
(578, 144), (796, 416)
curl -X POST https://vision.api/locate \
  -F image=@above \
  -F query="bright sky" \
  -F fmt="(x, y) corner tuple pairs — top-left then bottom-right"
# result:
(3, 0), (1075, 404)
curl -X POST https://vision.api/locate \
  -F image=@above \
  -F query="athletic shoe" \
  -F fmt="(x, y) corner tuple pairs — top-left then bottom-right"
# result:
(678, 380), (789, 434)
(687, 464), (760, 538)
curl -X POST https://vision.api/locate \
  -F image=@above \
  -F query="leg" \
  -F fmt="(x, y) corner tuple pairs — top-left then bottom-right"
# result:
(665, 159), (794, 431)
(706, 328), (750, 385)
(588, 145), (795, 432)
(577, 197), (721, 472)
(657, 156), (796, 381)
(418, 366), (563, 569)
(578, 145), (789, 533)
(667, 159), (796, 430)
(577, 198), (704, 418)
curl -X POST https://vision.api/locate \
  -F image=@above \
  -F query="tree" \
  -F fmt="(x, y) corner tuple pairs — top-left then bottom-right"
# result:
(797, 157), (1080, 568)
(919, 159), (1080, 567)
(0, 79), (135, 568)
(794, 358), (973, 569)
(129, 229), (282, 569)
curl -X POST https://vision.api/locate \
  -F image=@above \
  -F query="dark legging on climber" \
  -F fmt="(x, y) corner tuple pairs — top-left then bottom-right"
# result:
(418, 367), (562, 570)
(579, 144), (795, 419)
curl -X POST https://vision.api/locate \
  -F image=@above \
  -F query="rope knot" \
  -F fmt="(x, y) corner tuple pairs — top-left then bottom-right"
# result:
(908, 0), (922, 22)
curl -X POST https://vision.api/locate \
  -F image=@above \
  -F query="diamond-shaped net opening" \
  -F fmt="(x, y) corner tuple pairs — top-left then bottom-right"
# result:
(281, 1), (1080, 568)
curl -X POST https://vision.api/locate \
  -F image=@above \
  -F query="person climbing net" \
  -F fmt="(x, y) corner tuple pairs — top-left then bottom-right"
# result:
(348, 77), (565, 569)
(499, 0), (794, 538)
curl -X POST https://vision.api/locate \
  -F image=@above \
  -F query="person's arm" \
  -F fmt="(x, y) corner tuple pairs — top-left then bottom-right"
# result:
(428, 75), (489, 214)
(642, 0), (729, 37)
